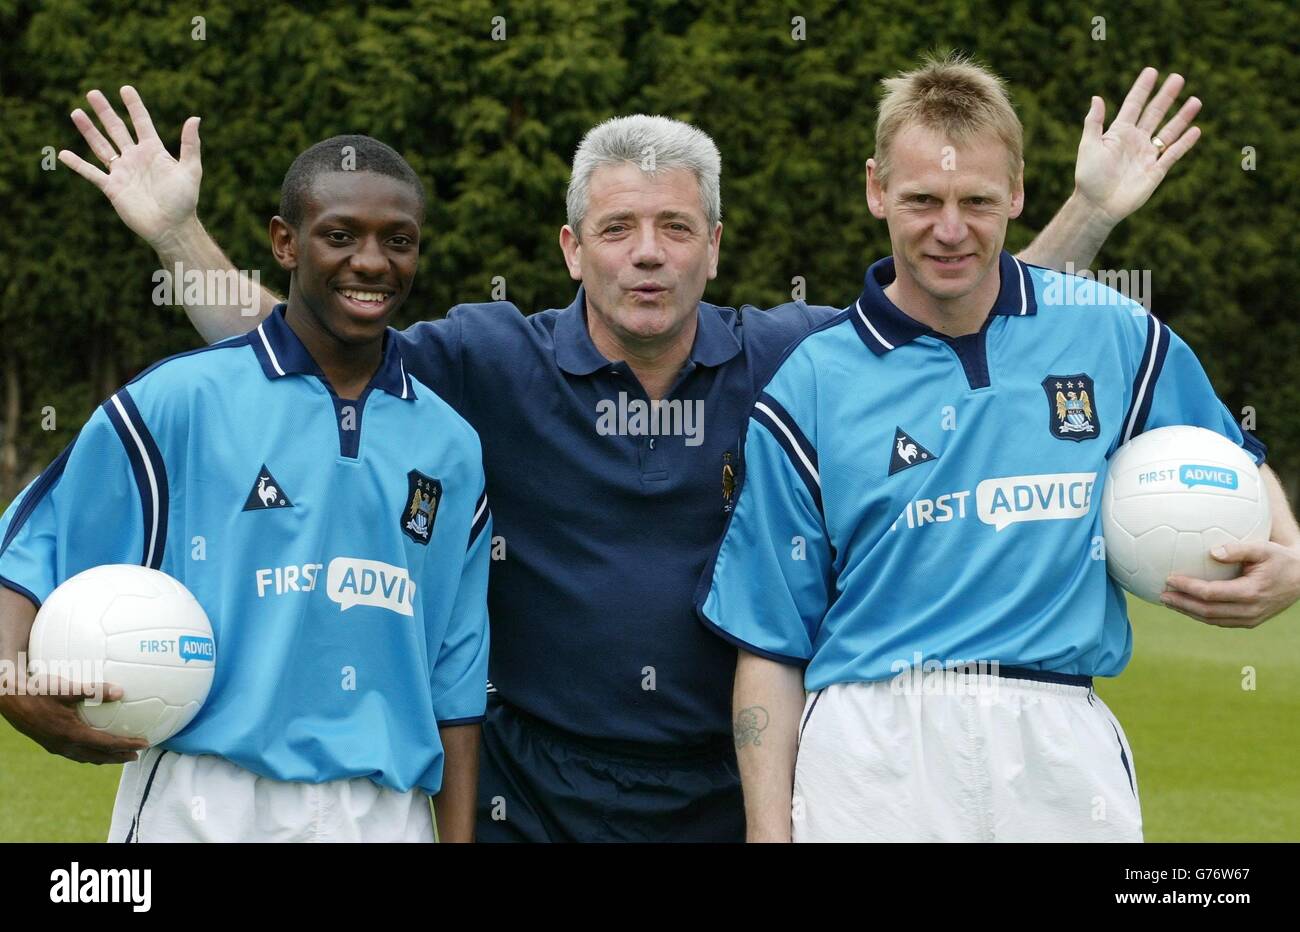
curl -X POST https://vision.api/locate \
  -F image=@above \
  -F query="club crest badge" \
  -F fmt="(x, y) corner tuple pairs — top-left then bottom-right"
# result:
(1043, 374), (1099, 441)
(402, 470), (443, 545)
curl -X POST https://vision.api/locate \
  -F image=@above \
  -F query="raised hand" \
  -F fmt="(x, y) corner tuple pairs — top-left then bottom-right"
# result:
(59, 85), (202, 248)
(1074, 67), (1202, 225)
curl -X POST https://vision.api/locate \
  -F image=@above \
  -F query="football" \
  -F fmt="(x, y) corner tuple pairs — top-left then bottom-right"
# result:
(1102, 425), (1271, 604)
(27, 565), (216, 746)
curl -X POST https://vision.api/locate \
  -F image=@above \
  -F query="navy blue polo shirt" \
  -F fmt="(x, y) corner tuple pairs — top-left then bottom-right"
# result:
(396, 290), (835, 745)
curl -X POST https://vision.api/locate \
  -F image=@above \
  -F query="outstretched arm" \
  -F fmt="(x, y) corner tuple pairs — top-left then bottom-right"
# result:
(59, 86), (278, 343)
(1019, 67), (1202, 272)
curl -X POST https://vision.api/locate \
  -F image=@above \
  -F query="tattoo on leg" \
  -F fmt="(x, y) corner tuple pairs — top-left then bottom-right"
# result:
(734, 706), (770, 748)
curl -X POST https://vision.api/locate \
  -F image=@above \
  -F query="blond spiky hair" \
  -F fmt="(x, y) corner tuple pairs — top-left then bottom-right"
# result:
(873, 51), (1024, 186)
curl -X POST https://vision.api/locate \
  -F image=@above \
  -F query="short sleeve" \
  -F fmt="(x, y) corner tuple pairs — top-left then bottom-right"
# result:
(0, 396), (159, 607)
(1121, 315), (1265, 464)
(428, 482), (492, 726)
(695, 391), (834, 665)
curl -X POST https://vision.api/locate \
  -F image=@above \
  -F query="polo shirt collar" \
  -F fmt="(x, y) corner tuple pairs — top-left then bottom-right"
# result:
(250, 304), (416, 400)
(554, 288), (611, 375)
(554, 286), (743, 375)
(850, 249), (1038, 356)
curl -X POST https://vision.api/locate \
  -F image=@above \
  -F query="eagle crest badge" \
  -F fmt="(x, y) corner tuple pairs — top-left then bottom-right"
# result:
(1042, 374), (1099, 441)
(402, 470), (443, 545)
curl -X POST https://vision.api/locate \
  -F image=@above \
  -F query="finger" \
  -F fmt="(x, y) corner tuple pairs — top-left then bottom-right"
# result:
(63, 744), (143, 765)
(1154, 96), (1202, 147)
(1156, 126), (1201, 172)
(75, 733), (150, 755)
(85, 88), (136, 153)
(178, 115), (202, 171)
(51, 720), (150, 754)
(1114, 66), (1158, 127)
(57, 149), (110, 192)
(1160, 599), (1210, 624)
(1136, 72), (1185, 134)
(69, 106), (121, 168)
(1208, 540), (1274, 565)
(119, 85), (160, 143)
(1193, 612), (1263, 630)
(31, 676), (124, 703)
(1164, 572), (1253, 602)
(1160, 590), (1258, 622)
(1082, 96), (1104, 142)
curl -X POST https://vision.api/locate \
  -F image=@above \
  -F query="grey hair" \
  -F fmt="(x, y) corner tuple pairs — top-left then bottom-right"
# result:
(565, 115), (722, 236)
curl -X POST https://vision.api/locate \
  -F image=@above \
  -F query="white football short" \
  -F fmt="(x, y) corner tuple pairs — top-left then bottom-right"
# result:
(791, 670), (1143, 842)
(108, 748), (436, 842)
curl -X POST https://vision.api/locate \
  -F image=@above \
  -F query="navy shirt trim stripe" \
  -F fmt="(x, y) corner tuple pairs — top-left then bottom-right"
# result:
(103, 390), (169, 570)
(850, 251), (1038, 357)
(696, 610), (809, 668)
(753, 392), (821, 512)
(853, 297), (895, 352)
(250, 306), (417, 401)
(436, 714), (486, 727)
(0, 574), (42, 610)
(468, 491), (490, 548)
(1, 442), (73, 554)
(125, 338), (246, 389)
(1241, 428), (1268, 464)
(332, 390), (373, 459)
(1121, 314), (1171, 443)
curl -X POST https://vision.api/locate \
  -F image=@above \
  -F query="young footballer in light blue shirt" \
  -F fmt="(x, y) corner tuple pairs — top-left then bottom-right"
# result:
(0, 136), (490, 842)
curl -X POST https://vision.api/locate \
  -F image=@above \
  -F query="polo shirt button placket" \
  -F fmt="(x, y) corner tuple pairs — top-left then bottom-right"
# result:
(640, 432), (669, 481)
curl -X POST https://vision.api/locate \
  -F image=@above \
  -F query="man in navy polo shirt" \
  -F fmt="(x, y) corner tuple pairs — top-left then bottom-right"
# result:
(58, 69), (1221, 841)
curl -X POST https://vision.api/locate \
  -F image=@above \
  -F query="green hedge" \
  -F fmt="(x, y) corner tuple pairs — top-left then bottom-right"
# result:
(2, 0), (1296, 504)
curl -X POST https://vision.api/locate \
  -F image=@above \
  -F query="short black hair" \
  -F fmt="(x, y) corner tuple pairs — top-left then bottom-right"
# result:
(279, 134), (426, 227)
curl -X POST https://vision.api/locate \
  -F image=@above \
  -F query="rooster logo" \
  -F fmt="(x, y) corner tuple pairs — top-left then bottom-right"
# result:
(241, 464), (292, 511)
(888, 427), (936, 476)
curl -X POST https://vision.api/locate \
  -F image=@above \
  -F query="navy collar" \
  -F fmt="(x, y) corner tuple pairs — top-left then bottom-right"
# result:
(554, 286), (743, 376)
(850, 250), (1038, 355)
(249, 304), (416, 400)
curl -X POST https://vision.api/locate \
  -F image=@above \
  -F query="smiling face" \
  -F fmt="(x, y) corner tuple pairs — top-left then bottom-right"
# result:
(271, 170), (422, 346)
(559, 162), (722, 357)
(868, 122), (1023, 309)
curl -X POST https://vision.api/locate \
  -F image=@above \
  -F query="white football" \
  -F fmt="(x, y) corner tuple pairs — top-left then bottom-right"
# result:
(27, 565), (216, 746)
(1102, 426), (1270, 604)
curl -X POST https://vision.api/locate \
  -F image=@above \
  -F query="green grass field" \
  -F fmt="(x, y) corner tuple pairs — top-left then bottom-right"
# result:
(1, 596), (1296, 841)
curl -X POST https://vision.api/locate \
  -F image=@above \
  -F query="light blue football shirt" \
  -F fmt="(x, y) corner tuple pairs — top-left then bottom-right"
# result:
(0, 306), (491, 794)
(696, 251), (1265, 687)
